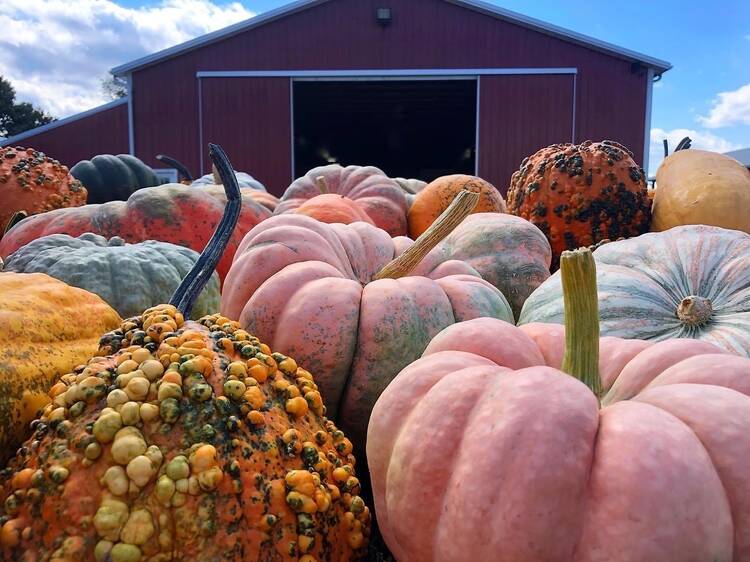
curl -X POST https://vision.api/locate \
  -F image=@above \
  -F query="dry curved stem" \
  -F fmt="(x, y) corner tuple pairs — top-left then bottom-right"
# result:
(374, 189), (479, 280)
(3, 211), (27, 238)
(315, 175), (330, 194)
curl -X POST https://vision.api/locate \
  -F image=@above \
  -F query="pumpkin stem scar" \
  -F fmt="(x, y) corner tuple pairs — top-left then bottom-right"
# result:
(677, 296), (713, 326)
(374, 188), (479, 280)
(169, 143), (241, 315)
(560, 247), (602, 399)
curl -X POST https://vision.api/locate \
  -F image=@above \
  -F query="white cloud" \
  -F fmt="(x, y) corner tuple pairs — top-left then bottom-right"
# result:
(698, 83), (750, 128)
(647, 127), (740, 176)
(0, 0), (254, 117)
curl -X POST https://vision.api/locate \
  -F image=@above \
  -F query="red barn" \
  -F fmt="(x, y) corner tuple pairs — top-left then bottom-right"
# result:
(1, 0), (670, 195)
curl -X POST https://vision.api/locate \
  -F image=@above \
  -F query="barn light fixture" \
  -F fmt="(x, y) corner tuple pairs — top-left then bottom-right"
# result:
(376, 7), (392, 26)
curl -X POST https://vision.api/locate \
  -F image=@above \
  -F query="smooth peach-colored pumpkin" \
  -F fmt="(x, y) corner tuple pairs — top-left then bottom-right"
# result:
(221, 192), (514, 456)
(369, 249), (750, 562)
(274, 165), (408, 236)
(294, 193), (376, 226)
(407, 174), (506, 238)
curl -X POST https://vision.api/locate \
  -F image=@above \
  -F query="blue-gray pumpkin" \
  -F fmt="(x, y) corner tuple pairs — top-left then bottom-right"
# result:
(70, 154), (162, 204)
(4, 233), (220, 319)
(192, 170), (266, 191)
(519, 225), (750, 356)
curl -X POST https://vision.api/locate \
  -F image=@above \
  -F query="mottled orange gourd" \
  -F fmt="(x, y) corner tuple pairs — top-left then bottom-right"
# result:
(0, 146), (87, 234)
(0, 144), (369, 562)
(0, 272), (121, 464)
(507, 140), (651, 270)
(407, 174), (506, 238)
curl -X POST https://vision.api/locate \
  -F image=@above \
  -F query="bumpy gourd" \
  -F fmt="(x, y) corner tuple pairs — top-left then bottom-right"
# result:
(0, 272), (121, 464)
(0, 146), (87, 234)
(0, 145), (370, 561)
(4, 233), (220, 319)
(519, 225), (750, 356)
(507, 140), (651, 269)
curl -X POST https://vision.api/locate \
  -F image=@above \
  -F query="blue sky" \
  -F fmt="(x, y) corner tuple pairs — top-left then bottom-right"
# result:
(2, 0), (749, 175)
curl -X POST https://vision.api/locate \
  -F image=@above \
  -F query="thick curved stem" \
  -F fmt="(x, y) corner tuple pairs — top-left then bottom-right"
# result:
(560, 247), (602, 398)
(374, 189), (479, 280)
(169, 143), (241, 316)
(155, 154), (194, 181)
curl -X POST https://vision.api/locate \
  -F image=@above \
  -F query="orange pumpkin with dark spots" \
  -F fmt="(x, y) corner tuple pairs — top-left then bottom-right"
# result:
(0, 146), (87, 235)
(507, 140), (651, 270)
(407, 174), (506, 238)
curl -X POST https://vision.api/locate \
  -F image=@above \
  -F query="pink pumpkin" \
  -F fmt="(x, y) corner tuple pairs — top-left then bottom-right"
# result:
(274, 164), (408, 236)
(222, 191), (514, 455)
(368, 248), (750, 562)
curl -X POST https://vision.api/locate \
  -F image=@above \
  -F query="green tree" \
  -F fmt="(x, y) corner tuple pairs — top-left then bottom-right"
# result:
(101, 74), (127, 99)
(0, 76), (55, 138)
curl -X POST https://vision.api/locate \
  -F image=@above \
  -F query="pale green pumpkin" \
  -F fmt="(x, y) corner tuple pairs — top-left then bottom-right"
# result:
(4, 233), (220, 319)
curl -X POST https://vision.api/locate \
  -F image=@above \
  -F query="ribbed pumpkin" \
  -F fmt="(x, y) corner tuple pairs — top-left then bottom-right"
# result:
(0, 182), (271, 282)
(4, 233), (220, 319)
(392, 177), (427, 211)
(71, 154), (162, 204)
(0, 146), (87, 235)
(369, 248), (750, 562)
(0, 271), (121, 464)
(274, 165), (408, 236)
(652, 149), (750, 233)
(0, 145), (370, 561)
(222, 192), (514, 457)
(519, 225), (750, 356)
(407, 174), (506, 238)
(410, 213), (551, 318)
(294, 194), (376, 226)
(507, 140), (651, 270)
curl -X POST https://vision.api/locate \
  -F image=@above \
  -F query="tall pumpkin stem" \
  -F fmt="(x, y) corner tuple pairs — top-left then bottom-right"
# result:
(374, 189), (479, 280)
(315, 176), (330, 194)
(169, 144), (241, 316)
(560, 247), (602, 398)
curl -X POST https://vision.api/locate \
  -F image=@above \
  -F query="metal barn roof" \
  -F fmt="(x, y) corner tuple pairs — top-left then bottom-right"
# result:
(111, 0), (672, 76)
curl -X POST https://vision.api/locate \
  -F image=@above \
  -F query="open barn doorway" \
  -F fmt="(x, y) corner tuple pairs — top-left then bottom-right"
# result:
(292, 78), (477, 181)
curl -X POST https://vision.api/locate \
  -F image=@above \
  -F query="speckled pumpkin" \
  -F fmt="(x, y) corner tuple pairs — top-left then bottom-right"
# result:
(0, 183), (271, 282)
(0, 144), (370, 562)
(507, 140), (651, 270)
(221, 193), (514, 457)
(274, 165), (408, 236)
(369, 249), (750, 562)
(410, 213), (551, 319)
(407, 174), (506, 238)
(4, 233), (221, 319)
(519, 225), (750, 356)
(0, 272), (121, 464)
(0, 146), (87, 235)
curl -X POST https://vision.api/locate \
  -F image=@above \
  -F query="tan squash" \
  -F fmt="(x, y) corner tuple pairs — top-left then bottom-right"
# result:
(652, 149), (750, 232)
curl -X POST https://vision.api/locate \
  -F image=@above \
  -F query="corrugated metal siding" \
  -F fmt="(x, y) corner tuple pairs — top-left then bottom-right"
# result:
(200, 77), (291, 195)
(1, 103), (128, 168)
(130, 0), (650, 184)
(479, 74), (574, 194)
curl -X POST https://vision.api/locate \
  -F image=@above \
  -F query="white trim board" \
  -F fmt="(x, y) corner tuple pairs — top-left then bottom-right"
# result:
(1, 98), (129, 146)
(111, 0), (670, 76)
(197, 68), (578, 79)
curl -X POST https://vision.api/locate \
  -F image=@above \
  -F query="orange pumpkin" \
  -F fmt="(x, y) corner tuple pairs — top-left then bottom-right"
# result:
(507, 140), (651, 270)
(0, 145), (370, 561)
(407, 174), (506, 238)
(0, 146), (87, 235)
(294, 193), (376, 226)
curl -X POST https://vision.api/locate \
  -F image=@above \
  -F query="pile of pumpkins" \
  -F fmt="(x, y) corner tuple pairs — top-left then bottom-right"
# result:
(0, 137), (749, 562)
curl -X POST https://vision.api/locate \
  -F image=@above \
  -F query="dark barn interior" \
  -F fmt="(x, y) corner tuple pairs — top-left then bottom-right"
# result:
(293, 79), (477, 181)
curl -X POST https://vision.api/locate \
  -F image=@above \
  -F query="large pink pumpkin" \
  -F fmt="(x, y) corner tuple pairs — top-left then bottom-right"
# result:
(221, 209), (513, 455)
(274, 164), (409, 236)
(368, 249), (750, 562)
